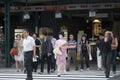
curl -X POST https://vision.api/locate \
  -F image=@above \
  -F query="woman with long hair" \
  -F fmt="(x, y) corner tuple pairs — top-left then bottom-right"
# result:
(80, 34), (91, 71)
(103, 31), (113, 78)
(14, 34), (23, 72)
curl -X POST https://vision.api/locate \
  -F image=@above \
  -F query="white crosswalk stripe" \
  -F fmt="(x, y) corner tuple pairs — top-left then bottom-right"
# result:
(0, 71), (114, 80)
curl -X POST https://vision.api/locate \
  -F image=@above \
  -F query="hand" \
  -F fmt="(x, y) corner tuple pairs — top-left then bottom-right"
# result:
(48, 53), (51, 57)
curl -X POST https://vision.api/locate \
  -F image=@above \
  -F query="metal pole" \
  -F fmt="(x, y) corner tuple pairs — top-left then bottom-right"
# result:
(4, 0), (11, 68)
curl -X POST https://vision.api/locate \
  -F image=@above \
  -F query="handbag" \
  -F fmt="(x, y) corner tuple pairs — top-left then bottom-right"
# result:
(10, 47), (18, 55)
(89, 53), (92, 61)
(76, 53), (80, 61)
(53, 47), (62, 55)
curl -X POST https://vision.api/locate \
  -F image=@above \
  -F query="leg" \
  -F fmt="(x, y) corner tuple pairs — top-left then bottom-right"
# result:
(105, 52), (112, 78)
(103, 53), (107, 69)
(112, 50), (117, 73)
(80, 53), (84, 70)
(47, 55), (51, 74)
(34, 62), (38, 72)
(66, 50), (72, 71)
(71, 50), (77, 70)
(16, 61), (19, 72)
(40, 54), (45, 73)
(24, 52), (33, 80)
(85, 52), (90, 69)
(57, 64), (62, 76)
(51, 53), (56, 72)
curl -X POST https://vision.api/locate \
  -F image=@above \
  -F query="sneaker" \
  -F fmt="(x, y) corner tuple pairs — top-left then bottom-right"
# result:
(87, 68), (90, 71)
(97, 68), (103, 71)
(57, 73), (61, 77)
(51, 69), (55, 73)
(66, 69), (70, 71)
(80, 69), (84, 72)
(24, 70), (27, 74)
(57, 75), (61, 77)
(38, 72), (43, 74)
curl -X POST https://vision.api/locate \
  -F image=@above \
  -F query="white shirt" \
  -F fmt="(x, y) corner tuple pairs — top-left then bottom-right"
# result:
(23, 36), (35, 52)
(51, 38), (56, 49)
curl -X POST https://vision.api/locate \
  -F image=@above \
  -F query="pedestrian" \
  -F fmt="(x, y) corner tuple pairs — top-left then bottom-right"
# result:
(23, 29), (36, 80)
(79, 34), (91, 71)
(19, 34), (24, 72)
(103, 31), (113, 78)
(48, 32), (57, 73)
(96, 33), (104, 71)
(66, 34), (77, 71)
(111, 33), (118, 74)
(14, 34), (22, 72)
(39, 32), (53, 74)
(32, 33), (41, 72)
(54, 31), (67, 77)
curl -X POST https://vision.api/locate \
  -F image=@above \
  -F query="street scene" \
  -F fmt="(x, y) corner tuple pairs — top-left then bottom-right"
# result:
(0, 0), (120, 80)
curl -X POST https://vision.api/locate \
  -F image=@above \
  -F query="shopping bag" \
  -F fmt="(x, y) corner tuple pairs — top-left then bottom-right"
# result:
(77, 53), (80, 61)
(89, 53), (92, 61)
(10, 48), (18, 55)
(53, 47), (62, 55)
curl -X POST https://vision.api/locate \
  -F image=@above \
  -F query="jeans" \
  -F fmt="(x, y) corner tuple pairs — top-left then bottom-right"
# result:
(103, 51), (112, 78)
(112, 50), (117, 72)
(24, 51), (33, 80)
(80, 52), (89, 69)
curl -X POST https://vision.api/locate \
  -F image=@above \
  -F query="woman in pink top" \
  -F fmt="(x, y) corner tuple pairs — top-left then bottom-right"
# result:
(55, 31), (67, 77)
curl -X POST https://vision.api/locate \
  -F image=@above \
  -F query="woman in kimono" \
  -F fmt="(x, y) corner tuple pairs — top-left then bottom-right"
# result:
(54, 31), (67, 77)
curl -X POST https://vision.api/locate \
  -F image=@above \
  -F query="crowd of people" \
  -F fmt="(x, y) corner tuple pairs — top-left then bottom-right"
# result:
(11, 29), (120, 80)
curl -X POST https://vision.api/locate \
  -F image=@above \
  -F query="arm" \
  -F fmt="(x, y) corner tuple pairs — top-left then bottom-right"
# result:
(112, 38), (118, 47)
(31, 38), (36, 58)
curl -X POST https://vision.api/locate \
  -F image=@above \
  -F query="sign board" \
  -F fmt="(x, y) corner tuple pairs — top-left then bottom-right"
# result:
(89, 10), (96, 17)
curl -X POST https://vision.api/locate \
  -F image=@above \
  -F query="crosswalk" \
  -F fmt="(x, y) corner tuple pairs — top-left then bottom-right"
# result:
(0, 70), (115, 80)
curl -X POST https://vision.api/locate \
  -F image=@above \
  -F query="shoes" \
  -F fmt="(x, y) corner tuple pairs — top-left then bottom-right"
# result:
(75, 68), (78, 71)
(26, 78), (33, 80)
(24, 70), (27, 74)
(57, 75), (61, 77)
(106, 75), (109, 78)
(48, 72), (50, 74)
(38, 72), (43, 74)
(51, 69), (55, 73)
(97, 68), (103, 71)
(80, 69), (84, 72)
(113, 71), (116, 74)
(66, 69), (70, 71)
(87, 68), (90, 71)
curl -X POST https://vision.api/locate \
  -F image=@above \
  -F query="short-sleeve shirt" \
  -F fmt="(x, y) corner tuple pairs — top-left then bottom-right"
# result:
(23, 36), (35, 52)
(68, 40), (77, 50)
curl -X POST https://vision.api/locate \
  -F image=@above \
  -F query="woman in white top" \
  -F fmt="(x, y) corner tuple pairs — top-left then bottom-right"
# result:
(14, 34), (23, 72)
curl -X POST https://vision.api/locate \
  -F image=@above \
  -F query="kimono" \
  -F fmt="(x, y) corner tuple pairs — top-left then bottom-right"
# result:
(55, 39), (67, 75)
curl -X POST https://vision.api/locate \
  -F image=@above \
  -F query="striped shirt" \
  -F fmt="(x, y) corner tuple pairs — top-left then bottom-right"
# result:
(68, 40), (77, 50)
